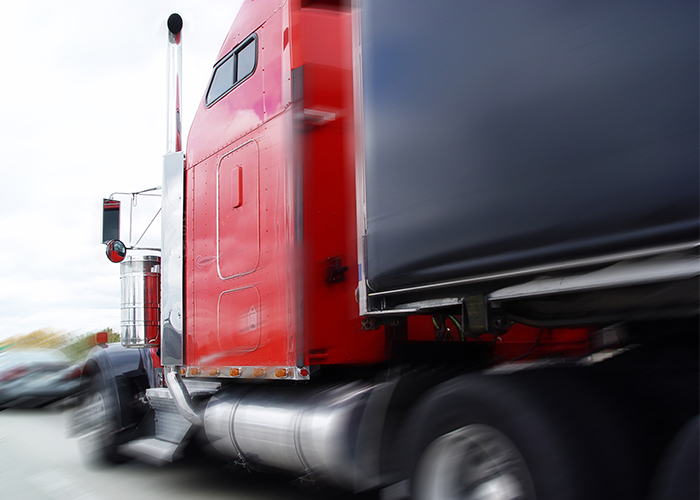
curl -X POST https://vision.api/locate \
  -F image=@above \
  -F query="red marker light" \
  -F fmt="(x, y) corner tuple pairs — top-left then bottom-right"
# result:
(94, 331), (109, 345)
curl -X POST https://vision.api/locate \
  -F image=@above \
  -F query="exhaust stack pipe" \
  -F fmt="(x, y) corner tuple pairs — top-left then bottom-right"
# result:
(161, 13), (185, 366)
(166, 13), (183, 153)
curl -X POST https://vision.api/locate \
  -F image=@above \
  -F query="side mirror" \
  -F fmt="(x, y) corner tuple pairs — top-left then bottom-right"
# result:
(102, 199), (120, 244)
(105, 239), (127, 263)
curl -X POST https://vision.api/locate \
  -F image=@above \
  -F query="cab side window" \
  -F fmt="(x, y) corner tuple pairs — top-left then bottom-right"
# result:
(206, 35), (258, 107)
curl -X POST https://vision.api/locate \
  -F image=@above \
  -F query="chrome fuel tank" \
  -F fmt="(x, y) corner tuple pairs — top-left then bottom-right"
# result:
(204, 382), (377, 488)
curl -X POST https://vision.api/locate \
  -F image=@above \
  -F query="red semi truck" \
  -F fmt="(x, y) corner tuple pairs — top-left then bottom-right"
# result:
(76, 1), (699, 499)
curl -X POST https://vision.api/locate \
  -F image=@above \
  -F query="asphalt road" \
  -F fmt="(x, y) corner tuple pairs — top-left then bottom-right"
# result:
(0, 405), (379, 500)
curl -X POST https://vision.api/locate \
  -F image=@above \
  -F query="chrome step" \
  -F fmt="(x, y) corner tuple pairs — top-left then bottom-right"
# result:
(120, 438), (181, 466)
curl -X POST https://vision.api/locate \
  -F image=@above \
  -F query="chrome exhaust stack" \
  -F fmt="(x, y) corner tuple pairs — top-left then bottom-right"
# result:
(161, 14), (186, 366)
(165, 367), (203, 426)
(166, 13), (182, 154)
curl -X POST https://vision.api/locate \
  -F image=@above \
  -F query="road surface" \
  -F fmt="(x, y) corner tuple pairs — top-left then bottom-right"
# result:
(0, 405), (378, 500)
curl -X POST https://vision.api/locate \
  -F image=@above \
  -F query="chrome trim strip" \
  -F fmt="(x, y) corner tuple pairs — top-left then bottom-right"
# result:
(367, 241), (700, 300)
(378, 297), (463, 315)
(489, 253), (700, 300)
(352, 0), (371, 316)
(292, 66), (306, 367)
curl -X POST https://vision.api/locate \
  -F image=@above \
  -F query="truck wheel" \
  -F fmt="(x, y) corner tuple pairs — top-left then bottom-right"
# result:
(413, 422), (535, 500)
(406, 372), (629, 500)
(76, 372), (128, 465)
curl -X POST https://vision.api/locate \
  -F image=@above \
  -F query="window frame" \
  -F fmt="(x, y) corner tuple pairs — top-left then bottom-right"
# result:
(205, 34), (259, 108)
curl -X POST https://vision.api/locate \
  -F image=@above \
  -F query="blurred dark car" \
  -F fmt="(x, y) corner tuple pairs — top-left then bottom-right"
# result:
(0, 349), (82, 409)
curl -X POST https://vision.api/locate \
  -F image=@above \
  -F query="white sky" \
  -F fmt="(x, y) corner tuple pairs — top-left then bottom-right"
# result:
(0, 0), (244, 341)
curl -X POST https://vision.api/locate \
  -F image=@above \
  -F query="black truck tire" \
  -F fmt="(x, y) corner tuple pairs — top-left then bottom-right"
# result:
(404, 372), (638, 500)
(77, 371), (129, 465)
(649, 415), (700, 500)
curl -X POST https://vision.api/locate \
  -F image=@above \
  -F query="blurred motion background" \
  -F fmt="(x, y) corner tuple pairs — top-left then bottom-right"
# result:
(0, 0), (244, 342)
(0, 329), (375, 499)
(0, 406), (377, 500)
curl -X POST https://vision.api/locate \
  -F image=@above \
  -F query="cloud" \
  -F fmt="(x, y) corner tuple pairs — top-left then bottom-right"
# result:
(0, 0), (244, 340)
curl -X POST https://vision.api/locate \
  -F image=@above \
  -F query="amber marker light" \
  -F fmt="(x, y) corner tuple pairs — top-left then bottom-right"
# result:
(190, 368), (199, 376)
(275, 368), (288, 378)
(229, 368), (241, 377)
(208, 368), (219, 376)
(253, 368), (265, 378)
(180, 368), (186, 375)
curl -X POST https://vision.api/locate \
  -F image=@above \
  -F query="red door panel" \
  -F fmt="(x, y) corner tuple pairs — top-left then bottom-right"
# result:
(217, 140), (260, 278)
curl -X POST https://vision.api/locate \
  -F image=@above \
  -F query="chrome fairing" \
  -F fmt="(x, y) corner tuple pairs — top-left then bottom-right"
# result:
(161, 151), (185, 365)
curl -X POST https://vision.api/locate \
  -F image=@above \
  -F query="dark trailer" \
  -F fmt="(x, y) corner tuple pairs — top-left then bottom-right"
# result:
(357, 0), (699, 324)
